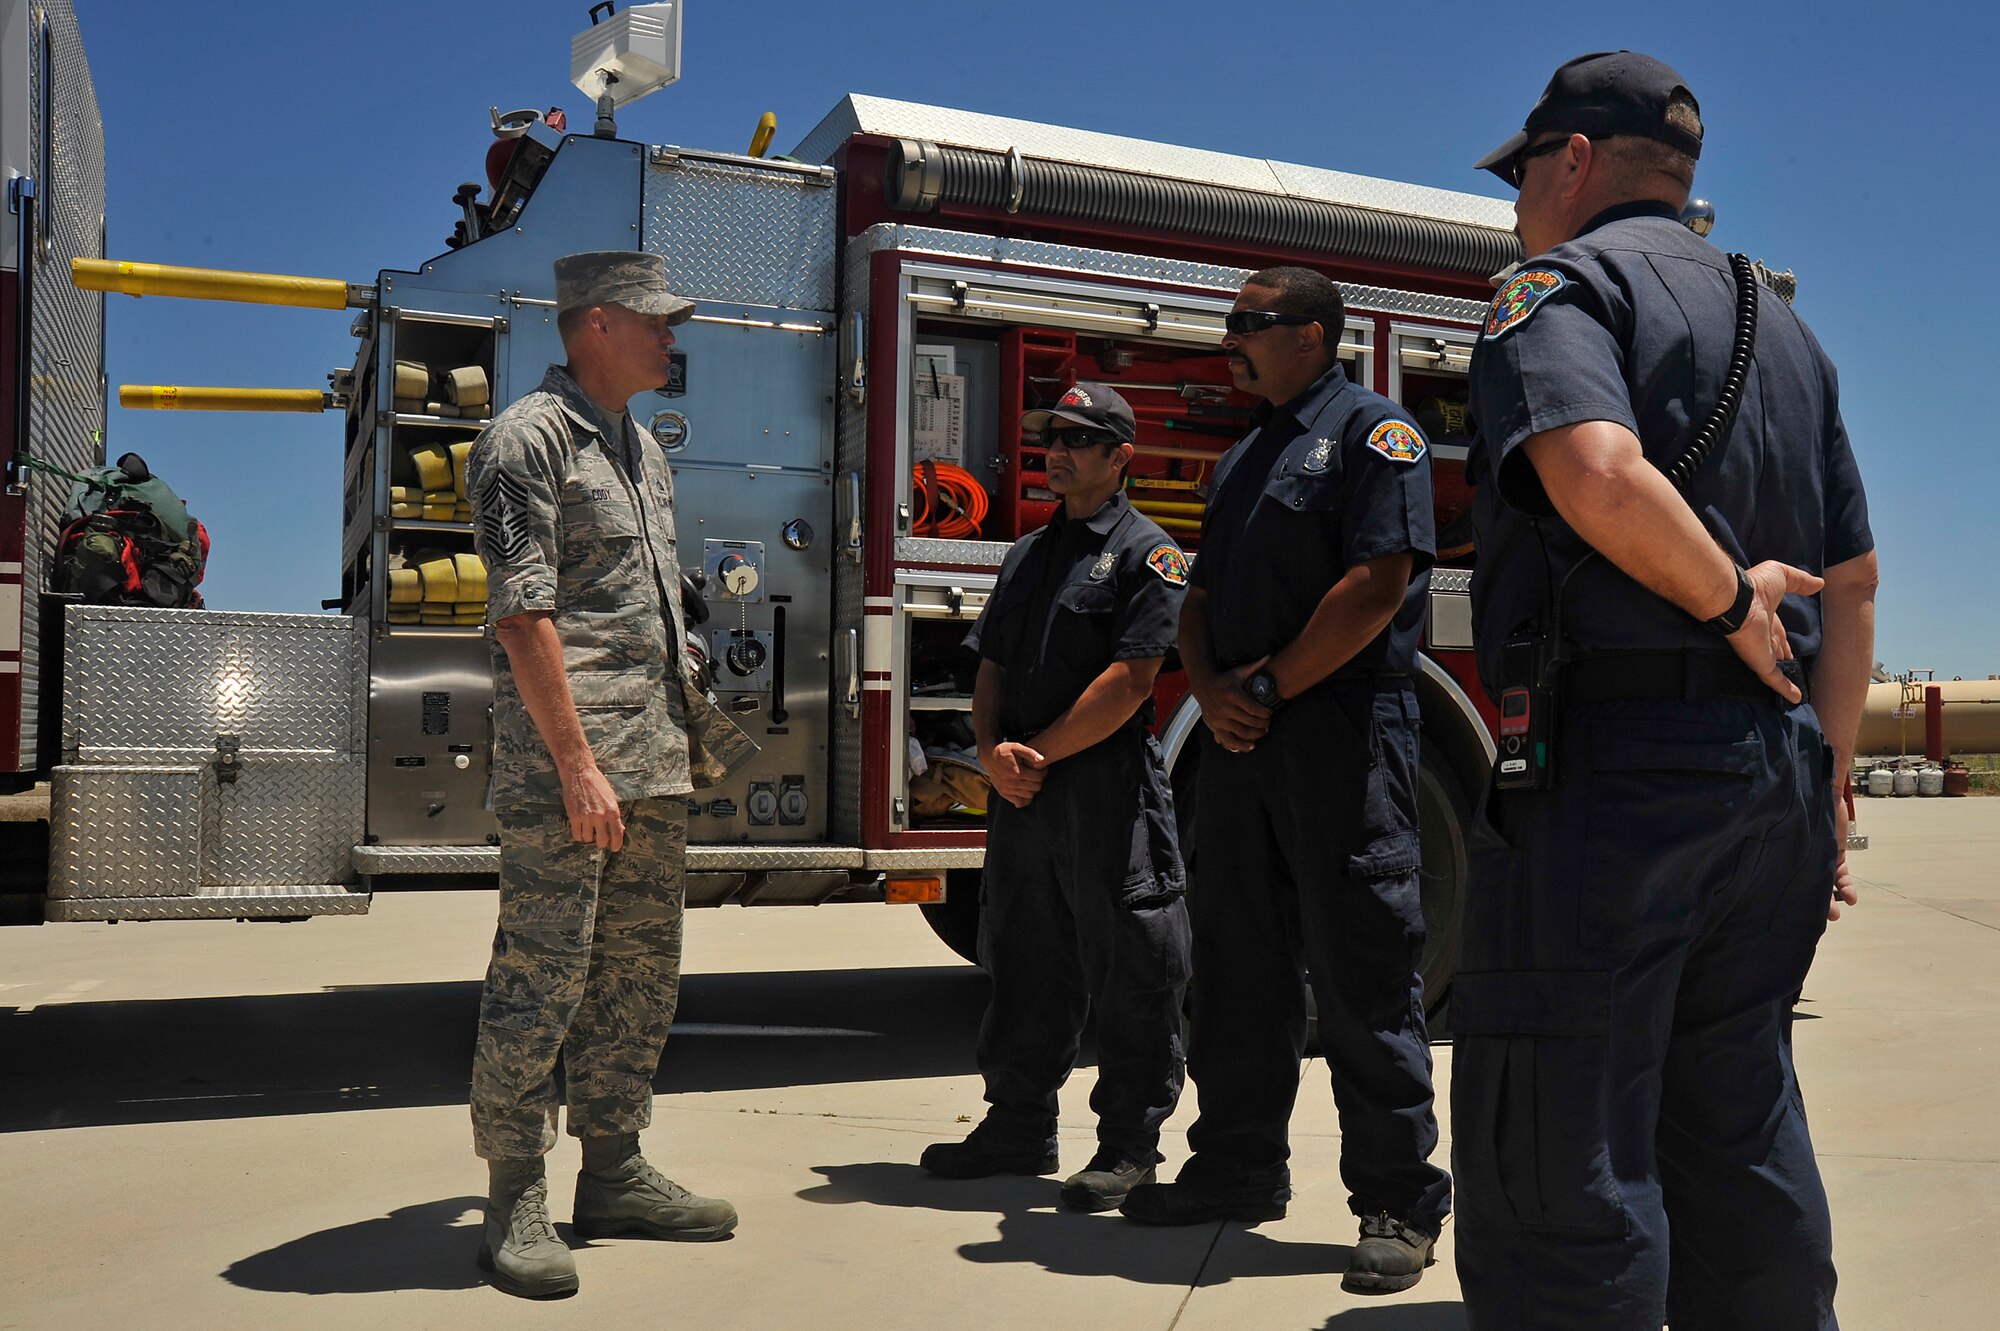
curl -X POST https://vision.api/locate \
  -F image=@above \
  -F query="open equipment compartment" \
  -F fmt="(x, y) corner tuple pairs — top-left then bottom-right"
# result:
(875, 241), (1378, 838)
(1388, 321), (1479, 563)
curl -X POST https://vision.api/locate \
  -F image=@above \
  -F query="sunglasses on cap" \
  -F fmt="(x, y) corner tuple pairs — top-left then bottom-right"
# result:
(1505, 136), (1572, 188)
(1224, 310), (1318, 336)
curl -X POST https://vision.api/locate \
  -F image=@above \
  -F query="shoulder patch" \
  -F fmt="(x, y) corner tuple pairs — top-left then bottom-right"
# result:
(1365, 420), (1426, 465)
(1484, 267), (1567, 339)
(1145, 544), (1189, 587)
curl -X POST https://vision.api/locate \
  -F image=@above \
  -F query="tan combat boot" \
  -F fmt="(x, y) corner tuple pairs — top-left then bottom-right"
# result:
(478, 1158), (579, 1298)
(573, 1133), (738, 1241)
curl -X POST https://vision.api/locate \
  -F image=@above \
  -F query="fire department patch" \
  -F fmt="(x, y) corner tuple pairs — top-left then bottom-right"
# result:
(1146, 544), (1189, 587)
(1484, 267), (1566, 339)
(1365, 420), (1426, 464)
(1060, 386), (1095, 409)
(1301, 438), (1334, 474)
(1089, 551), (1117, 581)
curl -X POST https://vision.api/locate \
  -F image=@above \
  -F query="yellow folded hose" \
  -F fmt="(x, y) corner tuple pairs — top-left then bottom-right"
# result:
(416, 552), (458, 605)
(445, 366), (490, 408)
(422, 491), (455, 521)
(388, 569), (422, 605)
(449, 440), (473, 498)
(394, 360), (429, 399)
(452, 552), (487, 600)
(408, 444), (452, 492)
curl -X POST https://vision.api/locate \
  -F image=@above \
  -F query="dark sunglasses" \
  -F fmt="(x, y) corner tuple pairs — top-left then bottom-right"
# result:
(1224, 310), (1317, 336)
(1506, 137), (1571, 188)
(1043, 428), (1123, 450)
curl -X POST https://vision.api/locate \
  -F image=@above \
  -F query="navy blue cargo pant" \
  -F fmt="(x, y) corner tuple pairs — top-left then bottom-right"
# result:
(1452, 697), (1839, 1331)
(974, 729), (1193, 1163)
(1182, 677), (1452, 1233)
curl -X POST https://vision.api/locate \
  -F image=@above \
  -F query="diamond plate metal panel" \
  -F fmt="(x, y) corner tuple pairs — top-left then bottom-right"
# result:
(47, 885), (370, 922)
(793, 95), (1514, 232)
(690, 844), (866, 870)
(48, 766), (200, 898)
(205, 769), (363, 887)
(52, 609), (367, 907)
(863, 848), (984, 870)
(856, 224), (1490, 326)
(644, 150), (836, 312)
(896, 537), (1008, 568)
(352, 844), (499, 875)
(18, 0), (106, 770)
(1267, 161), (1517, 233)
(62, 608), (365, 763)
(1432, 567), (1473, 594)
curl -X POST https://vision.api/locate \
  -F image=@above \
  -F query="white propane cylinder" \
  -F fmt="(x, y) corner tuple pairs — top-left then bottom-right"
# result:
(1918, 765), (1946, 797)
(1892, 768), (1918, 797)
(1867, 767), (1895, 797)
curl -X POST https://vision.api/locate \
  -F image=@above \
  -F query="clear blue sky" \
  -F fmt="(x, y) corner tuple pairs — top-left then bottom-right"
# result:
(75, 1), (1998, 677)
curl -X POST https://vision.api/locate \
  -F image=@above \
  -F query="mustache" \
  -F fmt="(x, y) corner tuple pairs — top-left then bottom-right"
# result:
(1228, 351), (1260, 380)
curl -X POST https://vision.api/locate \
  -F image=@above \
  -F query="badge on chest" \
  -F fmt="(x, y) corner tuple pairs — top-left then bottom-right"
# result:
(1302, 438), (1334, 474)
(1088, 551), (1117, 582)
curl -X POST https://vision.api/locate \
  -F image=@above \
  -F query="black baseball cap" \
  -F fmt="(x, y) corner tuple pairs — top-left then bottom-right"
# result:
(1021, 380), (1136, 443)
(1474, 51), (1703, 185)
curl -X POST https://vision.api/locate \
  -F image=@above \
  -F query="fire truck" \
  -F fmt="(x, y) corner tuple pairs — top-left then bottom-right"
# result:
(6, 2), (1510, 1008)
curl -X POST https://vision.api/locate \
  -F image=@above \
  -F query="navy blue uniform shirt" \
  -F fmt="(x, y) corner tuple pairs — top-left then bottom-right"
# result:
(1192, 363), (1436, 676)
(965, 491), (1188, 739)
(1467, 201), (1873, 694)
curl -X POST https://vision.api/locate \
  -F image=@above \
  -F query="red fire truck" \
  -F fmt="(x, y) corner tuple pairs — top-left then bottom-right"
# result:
(9, 2), (1509, 1010)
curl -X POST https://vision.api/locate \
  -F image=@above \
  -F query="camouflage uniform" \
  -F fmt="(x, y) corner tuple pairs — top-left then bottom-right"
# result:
(467, 362), (753, 1159)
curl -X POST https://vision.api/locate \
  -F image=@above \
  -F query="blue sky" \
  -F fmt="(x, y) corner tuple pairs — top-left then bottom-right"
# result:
(75, 0), (1998, 676)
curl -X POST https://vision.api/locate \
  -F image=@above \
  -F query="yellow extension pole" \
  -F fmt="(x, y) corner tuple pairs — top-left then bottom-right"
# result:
(73, 257), (370, 310)
(119, 385), (328, 413)
(748, 111), (777, 158)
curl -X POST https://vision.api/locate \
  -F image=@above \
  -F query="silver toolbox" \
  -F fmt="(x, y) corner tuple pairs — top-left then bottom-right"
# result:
(47, 607), (369, 920)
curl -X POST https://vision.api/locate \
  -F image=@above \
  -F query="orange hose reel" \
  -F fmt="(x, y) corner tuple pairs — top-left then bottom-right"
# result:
(911, 461), (989, 539)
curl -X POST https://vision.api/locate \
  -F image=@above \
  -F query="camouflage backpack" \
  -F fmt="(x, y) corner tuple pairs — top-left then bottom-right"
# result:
(54, 453), (209, 608)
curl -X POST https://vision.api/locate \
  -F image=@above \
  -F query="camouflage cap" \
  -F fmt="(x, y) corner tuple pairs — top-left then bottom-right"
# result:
(553, 250), (696, 325)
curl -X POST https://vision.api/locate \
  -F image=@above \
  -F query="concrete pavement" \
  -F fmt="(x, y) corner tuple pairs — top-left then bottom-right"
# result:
(1, 796), (1994, 1329)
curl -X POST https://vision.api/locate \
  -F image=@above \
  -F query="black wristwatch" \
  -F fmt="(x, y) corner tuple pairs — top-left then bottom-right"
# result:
(1704, 563), (1756, 636)
(1244, 669), (1284, 711)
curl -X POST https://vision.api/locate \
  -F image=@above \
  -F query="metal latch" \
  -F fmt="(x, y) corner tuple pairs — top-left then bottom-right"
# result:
(946, 586), (964, 618)
(892, 796), (907, 827)
(212, 734), (242, 785)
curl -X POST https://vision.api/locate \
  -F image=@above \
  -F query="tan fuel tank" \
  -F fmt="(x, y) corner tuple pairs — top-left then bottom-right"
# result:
(1855, 679), (2000, 757)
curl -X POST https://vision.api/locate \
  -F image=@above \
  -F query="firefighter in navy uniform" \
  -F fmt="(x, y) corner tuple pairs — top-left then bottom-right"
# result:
(919, 383), (1194, 1212)
(1452, 53), (1877, 1331)
(1120, 267), (1451, 1297)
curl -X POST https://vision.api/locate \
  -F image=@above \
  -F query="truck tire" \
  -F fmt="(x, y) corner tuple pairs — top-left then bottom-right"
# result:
(1167, 730), (1473, 1023)
(919, 868), (984, 965)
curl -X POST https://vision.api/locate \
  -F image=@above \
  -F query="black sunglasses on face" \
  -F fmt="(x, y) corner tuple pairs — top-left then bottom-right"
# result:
(1044, 429), (1122, 451)
(1507, 136), (1571, 188)
(1224, 310), (1317, 336)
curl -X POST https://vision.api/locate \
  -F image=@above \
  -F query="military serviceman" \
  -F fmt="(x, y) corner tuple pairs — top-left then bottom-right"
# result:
(466, 251), (755, 1298)
(1121, 268), (1451, 1296)
(921, 383), (1193, 1213)
(1453, 53), (1876, 1329)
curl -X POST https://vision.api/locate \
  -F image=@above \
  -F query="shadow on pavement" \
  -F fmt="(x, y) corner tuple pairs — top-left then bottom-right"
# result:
(799, 1161), (1349, 1285)
(1319, 1303), (1467, 1329)
(3, 964), (990, 1133)
(222, 1196), (490, 1294)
